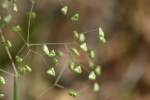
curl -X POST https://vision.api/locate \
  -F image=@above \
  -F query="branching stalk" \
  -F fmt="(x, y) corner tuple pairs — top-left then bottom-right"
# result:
(0, 29), (19, 100)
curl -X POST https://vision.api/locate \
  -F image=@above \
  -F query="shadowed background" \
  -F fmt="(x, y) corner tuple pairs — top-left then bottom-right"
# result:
(0, 0), (150, 100)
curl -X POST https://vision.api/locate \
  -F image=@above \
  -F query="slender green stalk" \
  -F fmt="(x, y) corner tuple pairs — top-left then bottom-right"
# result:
(13, 76), (18, 100)
(0, 68), (15, 77)
(29, 42), (72, 46)
(27, 1), (34, 45)
(0, 29), (19, 100)
(0, 30), (18, 75)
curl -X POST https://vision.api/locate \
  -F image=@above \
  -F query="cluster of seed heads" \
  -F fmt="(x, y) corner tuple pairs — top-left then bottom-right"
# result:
(0, 0), (107, 98)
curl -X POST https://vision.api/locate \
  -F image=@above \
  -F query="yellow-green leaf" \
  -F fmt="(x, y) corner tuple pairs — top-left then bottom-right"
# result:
(68, 61), (75, 70)
(4, 14), (12, 23)
(95, 65), (101, 76)
(5, 40), (12, 48)
(49, 50), (56, 57)
(2, 0), (8, 9)
(88, 71), (96, 80)
(0, 93), (5, 97)
(47, 67), (56, 77)
(80, 42), (87, 51)
(70, 48), (80, 56)
(12, 25), (22, 33)
(0, 76), (6, 85)
(73, 30), (79, 39)
(13, 3), (18, 13)
(68, 90), (78, 97)
(88, 48), (95, 59)
(93, 82), (100, 92)
(25, 65), (32, 72)
(61, 6), (68, 15)
(98, 27), (106, 43)
(74, 65), (82, 74)
(71, 13), (79, 21)
(15, 56), (23, 63)
(79, 33), (85, 43)
(43, 44), (50, 56)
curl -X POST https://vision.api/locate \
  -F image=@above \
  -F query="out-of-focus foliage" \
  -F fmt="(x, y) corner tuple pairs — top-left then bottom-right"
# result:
(0, 0), (150, 100)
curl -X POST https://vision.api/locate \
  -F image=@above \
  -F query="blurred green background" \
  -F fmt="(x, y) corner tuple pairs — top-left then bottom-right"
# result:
(0, 0), (150, 100)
